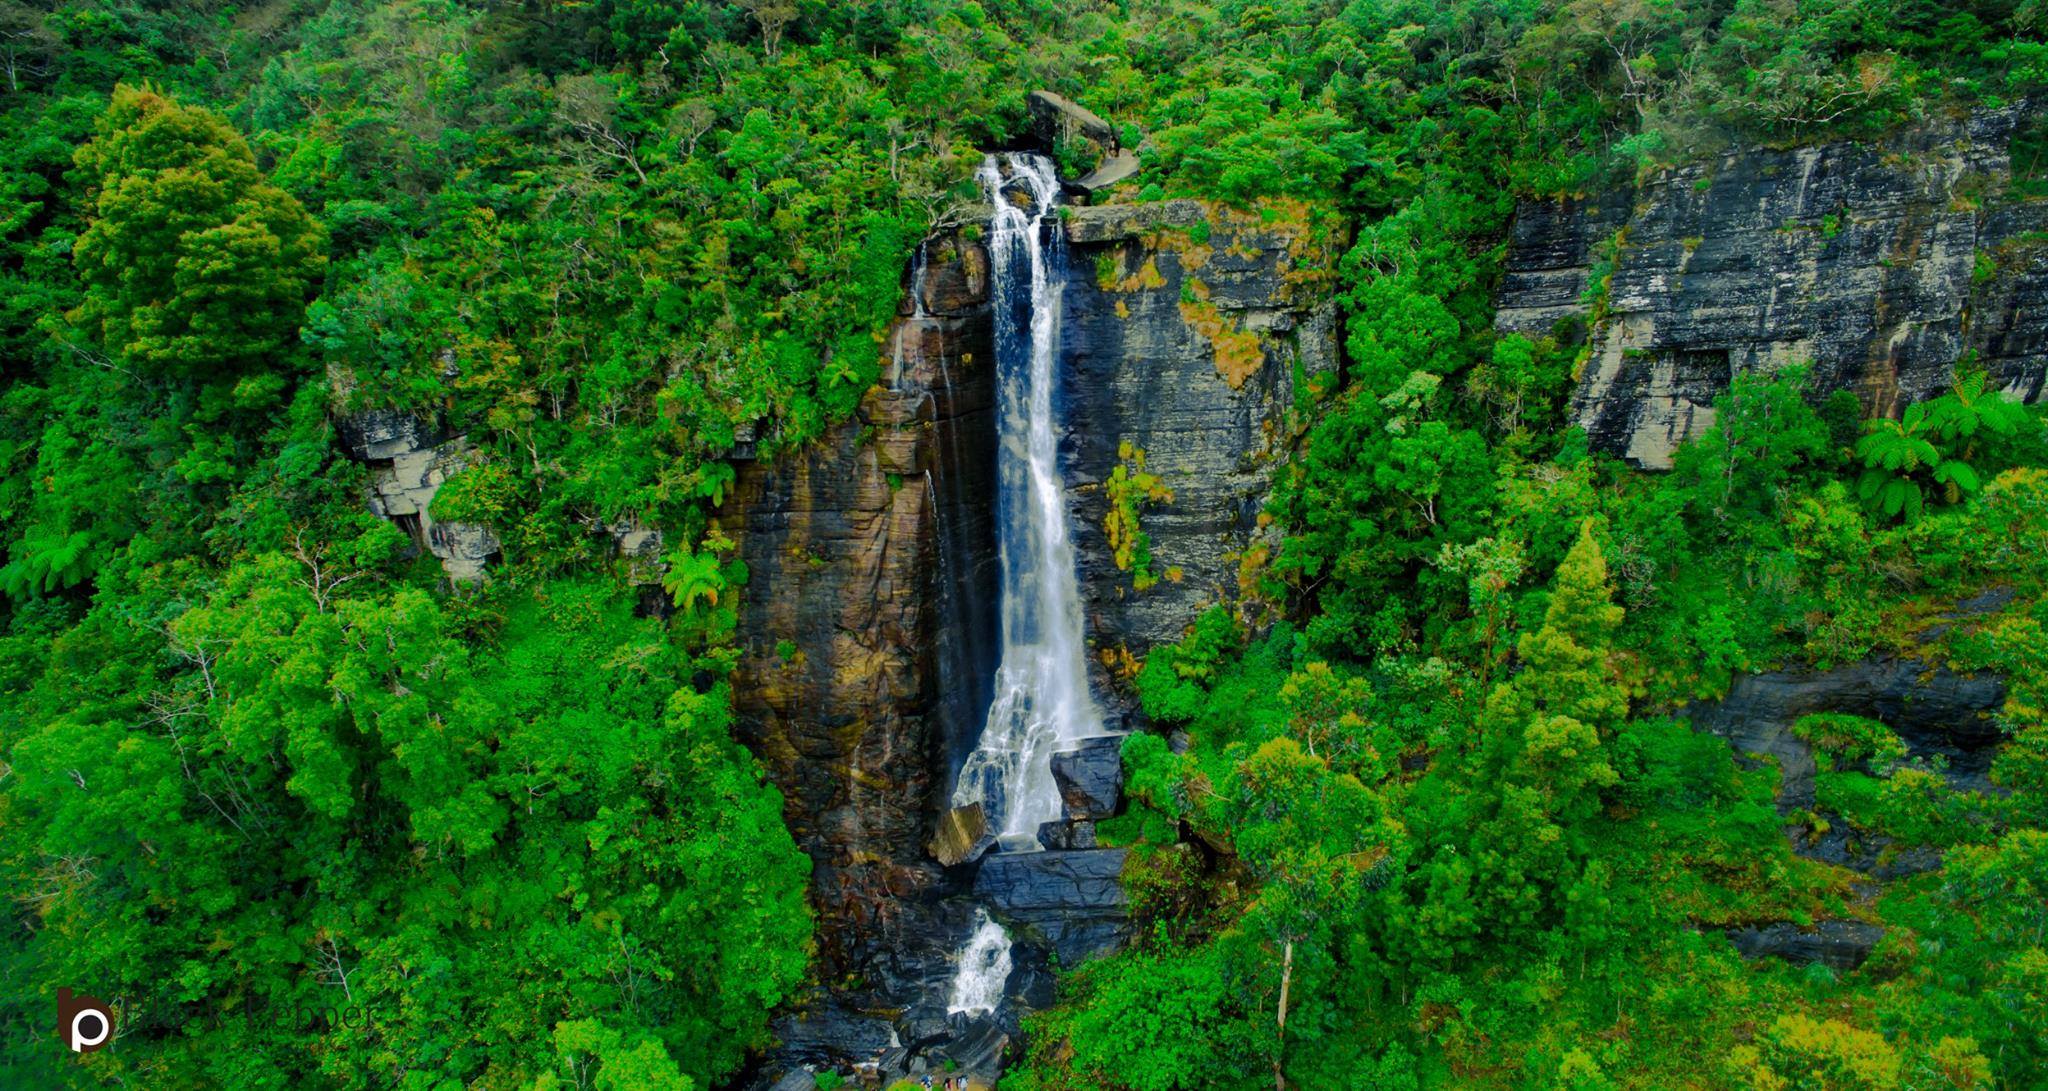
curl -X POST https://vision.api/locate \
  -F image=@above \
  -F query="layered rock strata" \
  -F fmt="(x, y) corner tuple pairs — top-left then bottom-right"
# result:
(724, 232), (1002, 979)
(1497, 107), (2048, 467)
(728, 191), (1342, 1083)
(1060, 199), (1341, 669)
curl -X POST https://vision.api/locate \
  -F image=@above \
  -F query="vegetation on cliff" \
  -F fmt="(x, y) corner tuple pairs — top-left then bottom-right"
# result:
(3, 0), (2048, 1088)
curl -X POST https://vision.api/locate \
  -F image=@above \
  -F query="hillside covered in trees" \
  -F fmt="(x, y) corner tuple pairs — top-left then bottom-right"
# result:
(5, 0), (2048, 1088)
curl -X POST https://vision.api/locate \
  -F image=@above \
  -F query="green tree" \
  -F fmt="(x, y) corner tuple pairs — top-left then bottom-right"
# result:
(70, 84), (325, 378)
(1, 570), (809, 1088)
(1857, 368), (2028, 521)
(1451, 521), (1626, 943)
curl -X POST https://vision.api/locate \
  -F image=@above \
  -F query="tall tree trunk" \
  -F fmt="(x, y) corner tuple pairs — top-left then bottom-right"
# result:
(1274, 941), (1293, 1091)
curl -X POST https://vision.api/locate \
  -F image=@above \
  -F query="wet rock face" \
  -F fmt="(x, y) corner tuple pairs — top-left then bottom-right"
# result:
(1497, 107), (2048, 468)
(731, 198), (1333, 1084)
(1059, 200), (1341, 674)
(723, 232), (1001, 979)
(1050, 735), (1122, 822)
(762, 897), (1050, 1085)
(931, 803), (996, 868)
(974, 849), (1131, 965)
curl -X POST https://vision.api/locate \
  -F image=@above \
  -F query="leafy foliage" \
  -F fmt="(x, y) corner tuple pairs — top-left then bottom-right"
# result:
(71, 84), (325, 380)
(5, 0), (2048, 1088)
(1105, 440), (1178, 591)
(1858, 367), (2031, 521)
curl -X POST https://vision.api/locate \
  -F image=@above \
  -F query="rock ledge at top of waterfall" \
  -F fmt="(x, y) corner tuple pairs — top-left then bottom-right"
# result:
(1026, 90), (1141, 194)
(1062, 200), (1207, 242)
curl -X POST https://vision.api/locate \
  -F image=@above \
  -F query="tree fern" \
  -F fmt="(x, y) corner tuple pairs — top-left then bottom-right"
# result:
(1856, 367), (2028, 520)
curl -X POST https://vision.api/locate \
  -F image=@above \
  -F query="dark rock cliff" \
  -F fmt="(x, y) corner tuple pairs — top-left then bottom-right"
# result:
(1060, 200), (1340, 677)
(724, 200), (1343, 923)
(1497, 107), (2048, 467)
(722, 232), (1036, 1085)
(723, 232), (1002, 981)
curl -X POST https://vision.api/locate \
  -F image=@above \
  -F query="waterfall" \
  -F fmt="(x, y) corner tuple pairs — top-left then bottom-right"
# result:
(946, 909), (1014, 1016)
(951, 152), (1108, 851)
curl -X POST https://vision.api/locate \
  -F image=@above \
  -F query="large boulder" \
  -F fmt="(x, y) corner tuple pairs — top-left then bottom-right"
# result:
(1036, 819), (1098, 851)
(1050, 735), (1123, 822)
(1026, 90), (1144, 198)
(333, 407), (445, 461)
(931, 802), (997, 867)
(1027, 90), (1116, 148)
(975, 850), (1126, 914)
(974, 849), (1129, 965)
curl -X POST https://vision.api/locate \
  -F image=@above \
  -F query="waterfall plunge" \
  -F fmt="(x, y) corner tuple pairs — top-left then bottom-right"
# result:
(950, 152), (1108, 851)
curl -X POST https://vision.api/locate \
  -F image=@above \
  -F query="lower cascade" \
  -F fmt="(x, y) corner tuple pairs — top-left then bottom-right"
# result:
(946, 152), (1110, 1006)
(946, 909), (1014, 1016)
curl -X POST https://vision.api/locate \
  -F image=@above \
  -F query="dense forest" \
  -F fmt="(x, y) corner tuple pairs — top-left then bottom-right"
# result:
(4, 0), (2048, 1088)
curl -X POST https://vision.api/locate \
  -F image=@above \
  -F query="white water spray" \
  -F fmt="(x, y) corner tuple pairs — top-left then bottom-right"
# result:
(946, 909), (1014, 1016)
(950, 152), (1108, 850)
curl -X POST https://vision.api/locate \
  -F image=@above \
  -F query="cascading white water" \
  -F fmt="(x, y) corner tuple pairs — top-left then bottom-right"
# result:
(950, 152), (1108, 851)
(946, 908), (1014, 1016)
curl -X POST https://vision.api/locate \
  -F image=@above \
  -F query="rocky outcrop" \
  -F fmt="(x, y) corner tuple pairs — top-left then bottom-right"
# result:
(1060, 200), (1341, 670)
(594, 515), (665, 589)
(931, 803), (996, 868)
(974, 849), (1130, 965)
(1725, 920), (1888, 971)
(1050, 735), (1122, 822)
(333, 408), (500, 581)
(1032, 734), (1123, 854)
(1028, 90), (1139, 195)
(1497, 106), (2048, 467)
(336, 403), (666, 591)
(1030, 90), (1115, 147)
(1684, 646), (2008, 972)
(1684, 656), (2006, 815)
